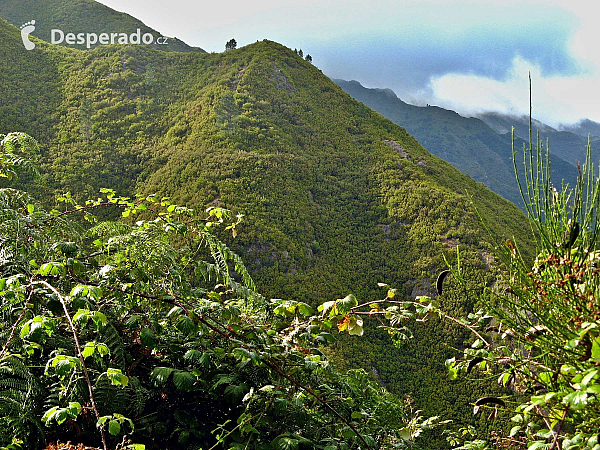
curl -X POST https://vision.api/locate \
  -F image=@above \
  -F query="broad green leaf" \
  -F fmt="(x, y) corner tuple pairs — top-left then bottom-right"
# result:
(73, 309), (90, 327)
(140, 328), (158, 348)
(151, 367), (174, 386)
(347, 316), (364, 336)
(55, 408), (68, 425)
(337, 294), (358, 314)
(42, 406), (59, 424)
(592, 338), (600, 362)
(82, 342), (95, 359)
(52, 356), (79, 376)
(38, 262), (65, 276)
(176, 316), (197, 335)
(178, 430), (190, 444)
(224, 383), (250, 404)
(273, 436), (299, 450)
(20, 320), (32, 338)
(172, 370), (195, 391)
(447, 366), (458, 380)
(92, 311), (107, 328)
(297, 302), (313, 316)
(342, 427), (356, 439)
(107, 368), (129, 387)
(67, 402), (82, 416)
(586, 384), (600, 394)
(318, 300), (336, 316)
(183, 349), (203, 362)
(97, 416), (110, 425)
(351, 411), (366, 419)
(108, 419), (121, 436)
(96, 343), (110, 356)
(563, 391), (588, 410)
(581, 369), (598, 386)
(528, 441), (551, 450)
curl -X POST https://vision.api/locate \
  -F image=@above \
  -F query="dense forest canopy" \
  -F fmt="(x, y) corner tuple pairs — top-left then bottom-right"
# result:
(0, 17), (534, 446)
(2, 123), (600, 450)
(1, 3), (600, 449)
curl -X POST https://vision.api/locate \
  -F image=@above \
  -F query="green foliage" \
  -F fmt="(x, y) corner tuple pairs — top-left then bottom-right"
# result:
(0, 133), (444, 449)
(437, 112), (600, 449)
(0, 15), (532, 446)
(347, 101), (600, 449)
(0, 355), (45, 449)
(0, 133), (39, 180)
(226, 39), (238, 51)
(465, 125), (600, 449)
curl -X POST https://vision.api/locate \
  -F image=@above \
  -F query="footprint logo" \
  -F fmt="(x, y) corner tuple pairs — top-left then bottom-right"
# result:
(20, 20), (36, 50)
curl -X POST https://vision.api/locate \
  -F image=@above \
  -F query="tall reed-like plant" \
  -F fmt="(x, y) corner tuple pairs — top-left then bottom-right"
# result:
(458, 80), (600, 449)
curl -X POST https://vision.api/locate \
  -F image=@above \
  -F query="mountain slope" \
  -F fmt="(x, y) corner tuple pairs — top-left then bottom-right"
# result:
(0, 18), (530, 446)
(0, 0), (203, 52)
(335, 79), (578, 206)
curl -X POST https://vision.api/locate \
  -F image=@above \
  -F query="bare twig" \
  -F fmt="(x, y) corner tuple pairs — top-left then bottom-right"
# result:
(549, 408), (568, 450)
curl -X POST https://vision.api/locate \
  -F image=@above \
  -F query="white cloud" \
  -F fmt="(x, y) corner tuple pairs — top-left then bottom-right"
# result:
(430, 55), (600, 126)
(429, 0), (600, 126)
(552, 1), (600, 72)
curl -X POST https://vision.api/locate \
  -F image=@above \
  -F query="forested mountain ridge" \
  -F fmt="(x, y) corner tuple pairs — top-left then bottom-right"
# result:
(0, 15), (530, 447)
(0, 0), (203, 52)
(334, 79), (579, 206)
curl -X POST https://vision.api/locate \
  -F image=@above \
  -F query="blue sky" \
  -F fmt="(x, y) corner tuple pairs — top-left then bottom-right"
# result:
(97, 0), (600, 126)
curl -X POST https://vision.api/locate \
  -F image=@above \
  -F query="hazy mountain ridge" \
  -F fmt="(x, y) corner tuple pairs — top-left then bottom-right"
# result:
(0, 0), (204, 52)
(476, 111), (557, 137)
(560, 118), (600, 138)
(334, 79), (578, 206)
(477, 111), (600, 140)
(476, 112), (600, 165)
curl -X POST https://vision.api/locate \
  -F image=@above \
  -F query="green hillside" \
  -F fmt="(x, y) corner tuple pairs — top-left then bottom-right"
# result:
(0, 16), (531, 448)
(0, 0), (203, 52)
(335, 79), (578, 206)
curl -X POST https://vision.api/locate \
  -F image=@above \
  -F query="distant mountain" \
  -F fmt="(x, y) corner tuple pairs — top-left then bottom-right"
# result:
(476, 112), (600, 167)
(334, 79), (577, 206)
(477, 111), (557, 138)
(559, 118), (600, 139)
(0, 0), (204, 52)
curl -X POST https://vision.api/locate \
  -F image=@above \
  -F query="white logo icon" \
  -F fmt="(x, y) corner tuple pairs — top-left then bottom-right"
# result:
(20, 20), (36, 50)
